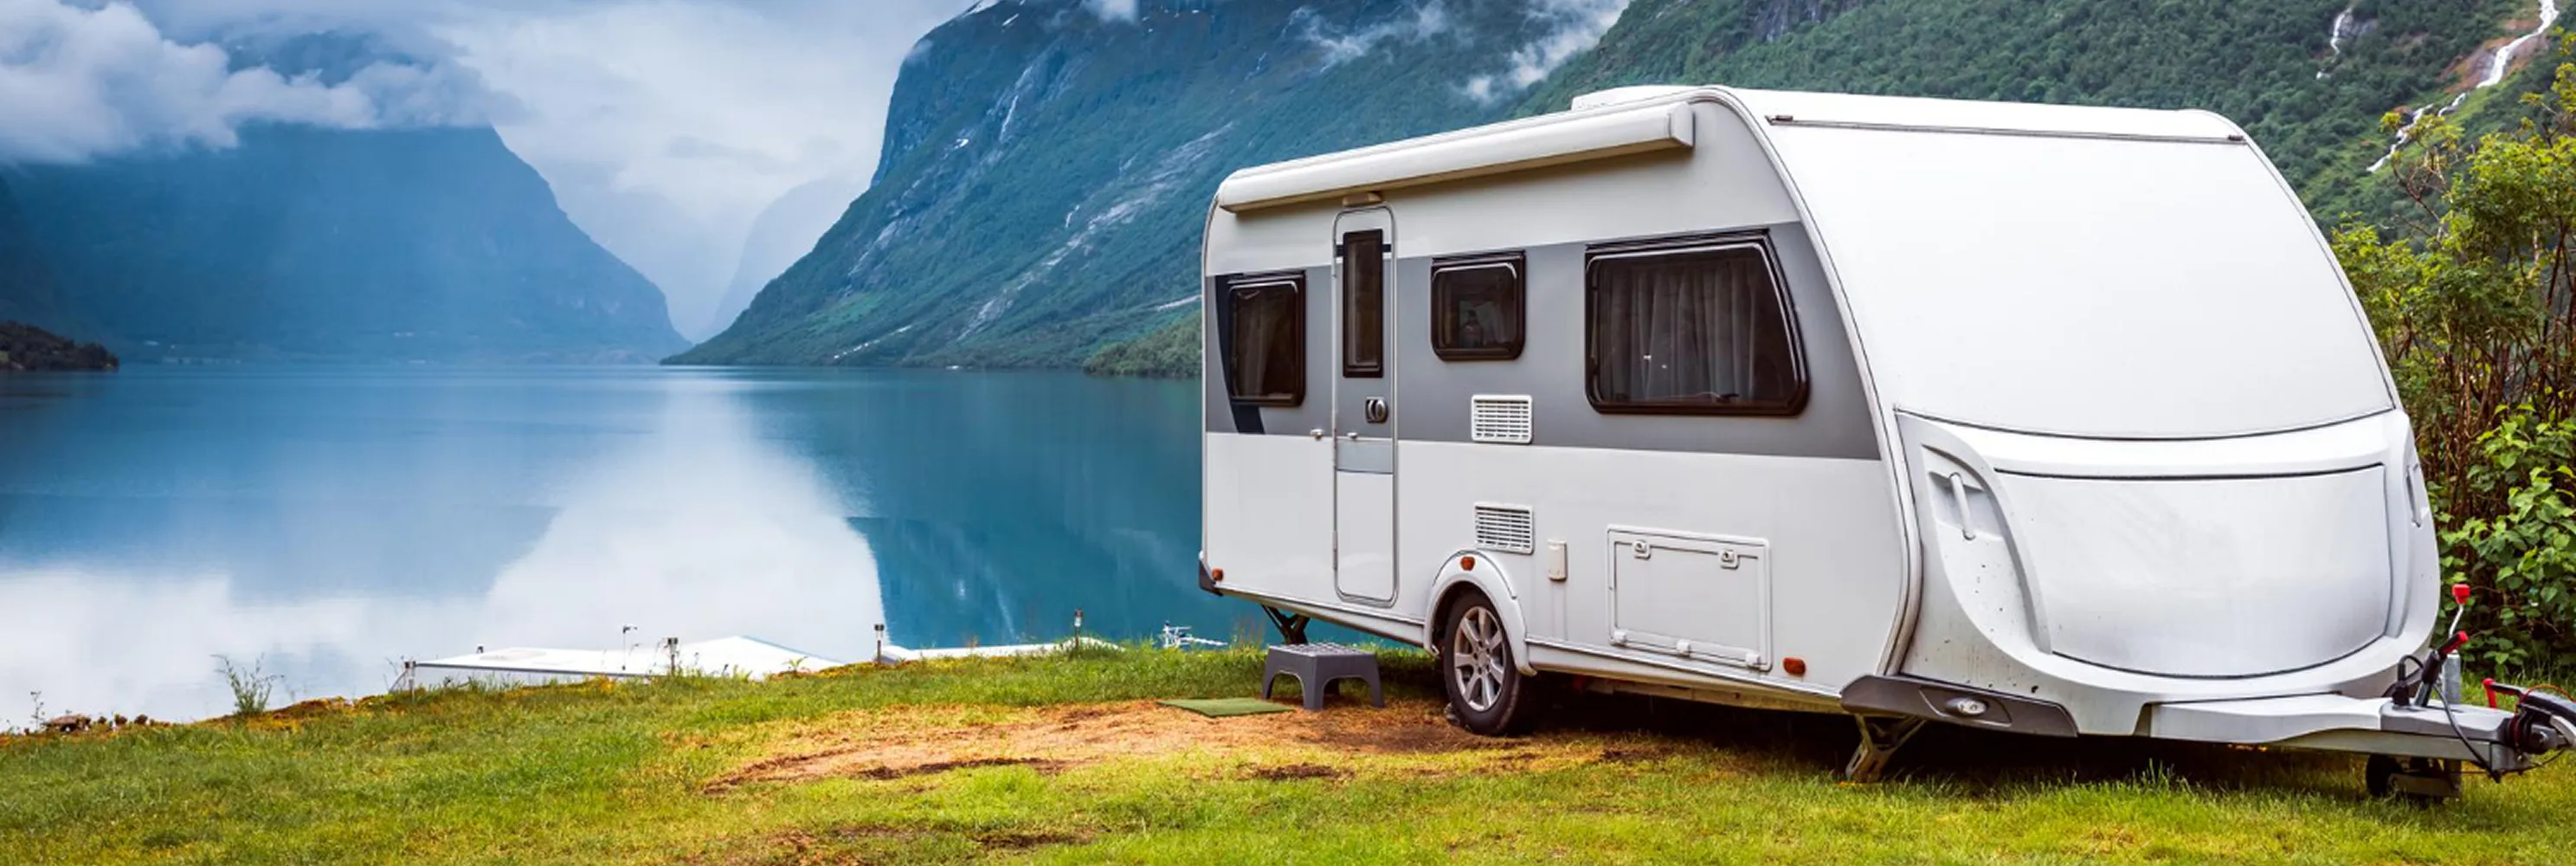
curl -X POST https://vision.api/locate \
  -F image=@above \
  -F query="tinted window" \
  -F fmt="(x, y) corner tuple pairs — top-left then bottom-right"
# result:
(1225, 278), (1304, 406)
(1587, 242), (1806, 415)
(1432, 255), (1524, 361)
(1341, 229), (1384, 378)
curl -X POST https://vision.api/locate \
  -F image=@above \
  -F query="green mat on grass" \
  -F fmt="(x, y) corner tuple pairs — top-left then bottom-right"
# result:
(1158, 697), (1295, 718)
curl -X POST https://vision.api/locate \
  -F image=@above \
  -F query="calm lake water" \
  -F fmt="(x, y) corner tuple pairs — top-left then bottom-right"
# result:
(0, 366), (1245, 722)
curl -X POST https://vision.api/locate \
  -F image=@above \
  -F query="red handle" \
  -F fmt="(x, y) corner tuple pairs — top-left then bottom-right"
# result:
(2451, 584), (2473, 604)
(2442, 630), (2469, 654)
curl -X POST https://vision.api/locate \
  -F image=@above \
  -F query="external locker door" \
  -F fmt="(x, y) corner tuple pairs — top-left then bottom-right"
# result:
(1607, 529), (1772, 670)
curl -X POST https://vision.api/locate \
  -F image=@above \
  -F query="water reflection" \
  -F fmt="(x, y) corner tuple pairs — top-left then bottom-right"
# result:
(0, 367), (1223, 722)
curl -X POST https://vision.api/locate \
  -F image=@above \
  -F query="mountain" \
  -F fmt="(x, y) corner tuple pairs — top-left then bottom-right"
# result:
(0, 322), (118, 372)
(3, 32), (686, 364)
(690, 0), (2558, 372)
(707, 176), (869, 340)
(674, 0), (1562, 367)
(0, 177), (74, 332)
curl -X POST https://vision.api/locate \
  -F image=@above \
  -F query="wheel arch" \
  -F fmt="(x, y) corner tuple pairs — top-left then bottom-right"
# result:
(1422, 551), (1536, 676)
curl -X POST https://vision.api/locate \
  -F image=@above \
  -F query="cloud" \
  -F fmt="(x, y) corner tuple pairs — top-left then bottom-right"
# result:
(0, 0), (480, 164)
(1083, 0), (1138, 22)
(1300, 1), (1454, 67)
(1465, 0), (1631, 104)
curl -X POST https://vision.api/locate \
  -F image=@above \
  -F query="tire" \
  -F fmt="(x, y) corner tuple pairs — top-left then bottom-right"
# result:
(1440, 593), (1536, 736)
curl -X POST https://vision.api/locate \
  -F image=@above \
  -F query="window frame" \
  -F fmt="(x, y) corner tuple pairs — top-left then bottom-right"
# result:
(1429, 252), (1528, 361)
(1339, 229), (1387, 378)
(1220, 273), (1306, 408)
(1581, 232), (1811, 417)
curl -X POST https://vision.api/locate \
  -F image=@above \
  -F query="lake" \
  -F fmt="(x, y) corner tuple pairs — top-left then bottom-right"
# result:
(0, 366), (1247, 722)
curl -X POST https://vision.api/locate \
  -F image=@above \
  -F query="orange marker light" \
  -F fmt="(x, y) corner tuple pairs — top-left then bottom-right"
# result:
(1210, 568), (1225, 583)
(1460, 556), (1477, 572)
(1782, 657), (1807, 677)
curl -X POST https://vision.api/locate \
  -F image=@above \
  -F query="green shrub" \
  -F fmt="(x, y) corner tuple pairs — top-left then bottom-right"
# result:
(2442, 408), (2576, 670)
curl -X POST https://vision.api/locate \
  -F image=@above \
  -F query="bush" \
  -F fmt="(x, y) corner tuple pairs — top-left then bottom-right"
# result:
(2441, 409), (2576, 670)
(2334, 46), (2576, 671)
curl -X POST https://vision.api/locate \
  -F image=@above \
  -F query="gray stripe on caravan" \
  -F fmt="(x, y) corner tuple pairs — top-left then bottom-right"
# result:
(1205, 226), (1877, 462)
(1393, 224), (1878, 460)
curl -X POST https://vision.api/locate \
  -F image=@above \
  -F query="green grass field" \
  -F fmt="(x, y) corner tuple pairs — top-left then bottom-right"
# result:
(3, 648), (2571, 865)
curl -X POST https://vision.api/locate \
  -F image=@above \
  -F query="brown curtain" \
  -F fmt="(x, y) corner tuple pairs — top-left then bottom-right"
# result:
(1231, 286), (1298, 399)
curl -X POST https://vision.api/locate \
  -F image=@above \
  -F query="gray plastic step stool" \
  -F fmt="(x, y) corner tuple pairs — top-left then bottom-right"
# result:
(1261, 643), (1384, 711)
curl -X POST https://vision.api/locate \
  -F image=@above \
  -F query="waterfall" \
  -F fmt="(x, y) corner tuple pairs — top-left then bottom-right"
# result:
(2369, 0), (2565, 173)
(2319, 4), (2357, 79)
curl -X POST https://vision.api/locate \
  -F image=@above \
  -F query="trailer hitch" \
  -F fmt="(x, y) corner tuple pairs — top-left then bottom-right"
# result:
(2484, 682), (2576, 757)
(2377, 585), (2573, 783)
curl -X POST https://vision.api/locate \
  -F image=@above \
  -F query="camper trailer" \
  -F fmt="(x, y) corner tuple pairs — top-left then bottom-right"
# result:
(1195, 85), (2576, 796)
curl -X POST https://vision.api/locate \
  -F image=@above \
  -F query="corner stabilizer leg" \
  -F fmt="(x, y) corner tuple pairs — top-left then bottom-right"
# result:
(1844, 716), (1926, 783)
(1262, 606), (1311, 645)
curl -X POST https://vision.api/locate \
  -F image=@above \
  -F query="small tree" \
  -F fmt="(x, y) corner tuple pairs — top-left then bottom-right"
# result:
(215, 656), (279, 718)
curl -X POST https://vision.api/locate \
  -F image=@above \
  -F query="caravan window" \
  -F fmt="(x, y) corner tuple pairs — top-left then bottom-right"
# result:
(1224, 277), (1304, 406)
(1431, 255), (1525, 360)
(1586, 240), (1806, 416)
(1341, 230), (1385, 378)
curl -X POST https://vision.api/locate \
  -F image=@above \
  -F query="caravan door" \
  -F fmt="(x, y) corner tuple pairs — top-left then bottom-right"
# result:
(1331, 209), (1396, 604)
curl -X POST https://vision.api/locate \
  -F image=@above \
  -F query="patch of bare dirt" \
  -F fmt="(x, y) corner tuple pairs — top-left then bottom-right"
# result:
(1247, 762), (1348, 781)
(705, 698), (1666, 792)
(975, 830), (1083, 850)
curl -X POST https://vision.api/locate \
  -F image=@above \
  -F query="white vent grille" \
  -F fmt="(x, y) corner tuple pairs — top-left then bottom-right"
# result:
(1471, 395), (1533, 444)
(1473, 504), (1537, 555)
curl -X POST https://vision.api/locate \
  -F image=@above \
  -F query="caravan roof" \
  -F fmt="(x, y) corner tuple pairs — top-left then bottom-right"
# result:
(1213, 87), (2393, 439)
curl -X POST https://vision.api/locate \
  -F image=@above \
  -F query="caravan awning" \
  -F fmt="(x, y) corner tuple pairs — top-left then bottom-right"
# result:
(1214, 100), (1698, 213)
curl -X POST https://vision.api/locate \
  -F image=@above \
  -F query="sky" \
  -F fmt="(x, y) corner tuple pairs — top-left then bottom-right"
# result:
(1, 0), (972, 339)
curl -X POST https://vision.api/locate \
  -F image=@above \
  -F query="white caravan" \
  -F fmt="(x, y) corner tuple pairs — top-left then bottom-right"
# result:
(1194, 85), (2576, 796)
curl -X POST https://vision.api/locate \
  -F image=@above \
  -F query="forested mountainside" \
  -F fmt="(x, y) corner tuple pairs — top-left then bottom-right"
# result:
(1530, 0), (2542, 216)
(692, 0), (2561, 372)
(4, 33), (686, 364)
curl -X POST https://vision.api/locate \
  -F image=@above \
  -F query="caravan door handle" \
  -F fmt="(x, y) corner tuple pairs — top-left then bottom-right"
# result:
(1362, 397), (1389, 424)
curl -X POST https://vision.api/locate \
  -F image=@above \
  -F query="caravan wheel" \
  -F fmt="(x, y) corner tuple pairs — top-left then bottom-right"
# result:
(1441, 595), (1535, 736)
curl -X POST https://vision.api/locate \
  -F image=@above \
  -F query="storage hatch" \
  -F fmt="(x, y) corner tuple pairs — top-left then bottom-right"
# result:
(1608, 529), (1770, 670)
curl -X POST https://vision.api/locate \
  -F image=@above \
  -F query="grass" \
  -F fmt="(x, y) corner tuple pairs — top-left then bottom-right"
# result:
(2, 647), (2573, 864)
